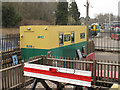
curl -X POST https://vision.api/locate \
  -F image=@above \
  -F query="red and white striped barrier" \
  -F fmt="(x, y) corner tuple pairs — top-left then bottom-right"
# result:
(86, 53), (95, 71)
(24, 63), (92, 87)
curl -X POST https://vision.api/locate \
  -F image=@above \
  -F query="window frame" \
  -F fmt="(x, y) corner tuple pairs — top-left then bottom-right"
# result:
(71, 32), (75, 43)
(59, 33), (64, 46)
(80, 33), (85, 39)
(64, 34), (71, 42)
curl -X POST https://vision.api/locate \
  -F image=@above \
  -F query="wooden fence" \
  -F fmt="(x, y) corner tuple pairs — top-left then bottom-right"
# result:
(30, 56), (119, 87)
(1, 48), (33, 89)
(87, 40), (95, 54)
(1, 61), (33, 89)
(1, 34), (20, 52)
(95, 60), (119, 87)
(2, 48), (22, 69)
(1, 55), (119, 89)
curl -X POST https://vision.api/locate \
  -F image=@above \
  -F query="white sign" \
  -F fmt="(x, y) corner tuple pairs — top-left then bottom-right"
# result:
(77, 49), (83, 59)
(12, 55), (18, 65)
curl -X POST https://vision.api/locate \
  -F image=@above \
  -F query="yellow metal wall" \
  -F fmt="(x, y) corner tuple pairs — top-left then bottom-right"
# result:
(20, 25), (87, 49)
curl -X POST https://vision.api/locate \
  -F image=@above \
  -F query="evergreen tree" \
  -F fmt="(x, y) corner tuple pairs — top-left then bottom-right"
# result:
(55, 1), (68, 25)
(69, 1), (80, 24)
(2, 3), (22, 27)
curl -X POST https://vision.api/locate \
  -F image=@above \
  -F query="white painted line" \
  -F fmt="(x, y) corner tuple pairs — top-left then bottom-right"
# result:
(24, 71), (91, 87)
(24, 63), (91, 77)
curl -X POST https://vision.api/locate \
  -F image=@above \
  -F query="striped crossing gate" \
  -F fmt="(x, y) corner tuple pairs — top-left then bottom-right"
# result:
(24, 63), (92, 87)
(86, 53), (95, 71)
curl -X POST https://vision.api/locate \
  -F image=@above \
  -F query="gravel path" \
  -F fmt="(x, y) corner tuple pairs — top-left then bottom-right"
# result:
(26, 80), (76, 90)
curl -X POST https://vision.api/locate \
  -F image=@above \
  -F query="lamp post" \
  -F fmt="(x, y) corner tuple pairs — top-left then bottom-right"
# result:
(84, 0), (89, 41)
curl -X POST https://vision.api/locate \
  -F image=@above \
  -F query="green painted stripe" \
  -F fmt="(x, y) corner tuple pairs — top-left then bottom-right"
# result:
(21, 41), (87, 61)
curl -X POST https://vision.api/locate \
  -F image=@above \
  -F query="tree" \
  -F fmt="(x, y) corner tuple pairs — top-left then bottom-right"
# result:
(95, 13), (117, 24)
(2, 3), (22, 27)
(69, 1), (80, 25)
(55, 1), (68, 25)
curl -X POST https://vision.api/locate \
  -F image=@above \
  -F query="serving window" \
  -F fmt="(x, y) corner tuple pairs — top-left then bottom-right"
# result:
(59, 32), (75, 46)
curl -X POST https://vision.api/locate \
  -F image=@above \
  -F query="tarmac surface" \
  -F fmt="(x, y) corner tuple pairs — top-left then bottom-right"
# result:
(95, 51), (119, 62)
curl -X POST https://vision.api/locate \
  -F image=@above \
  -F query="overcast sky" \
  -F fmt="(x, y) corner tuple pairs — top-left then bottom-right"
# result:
(3, 0), (120, 18)
(74, 0), (120, 18)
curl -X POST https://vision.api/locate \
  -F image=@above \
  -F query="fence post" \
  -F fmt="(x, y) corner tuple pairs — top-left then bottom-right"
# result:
(91, 40), (95, 52)
(41, 55), (46, 65)
(93, 60), (96, 87)
(47, 51), (52, 58)
(119, 61), (120, 84)
(21, 60), (25, 89)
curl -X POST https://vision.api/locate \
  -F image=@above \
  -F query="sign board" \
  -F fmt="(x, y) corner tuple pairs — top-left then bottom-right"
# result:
(12, 55), (18, 65)
(77, 49), (82, 59)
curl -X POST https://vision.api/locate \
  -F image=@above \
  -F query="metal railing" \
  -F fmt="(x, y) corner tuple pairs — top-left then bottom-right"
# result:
(90, 30), (120, 52)
(1, 34), (20, 52)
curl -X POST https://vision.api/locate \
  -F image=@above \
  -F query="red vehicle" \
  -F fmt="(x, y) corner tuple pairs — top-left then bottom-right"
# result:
(111, 25), (120, 40)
